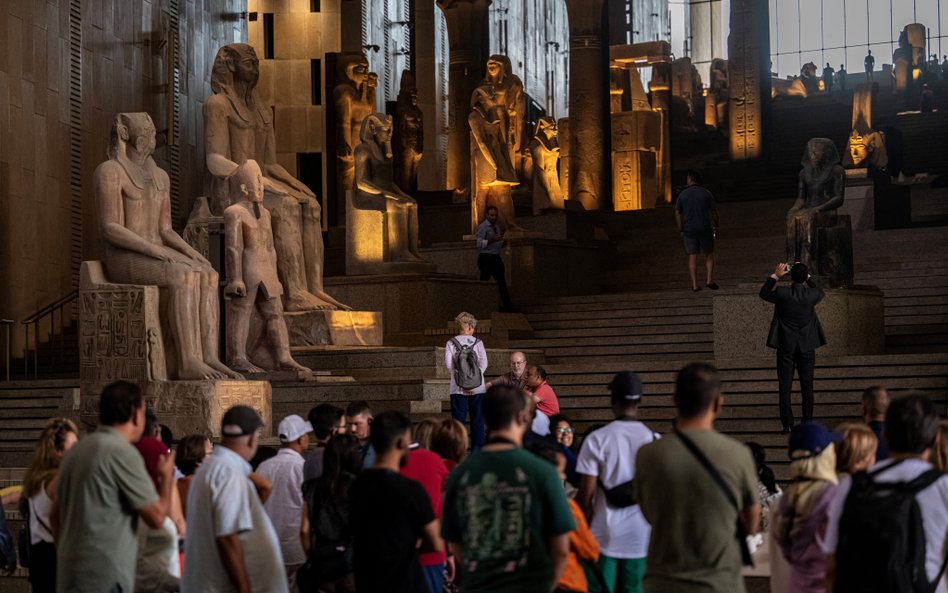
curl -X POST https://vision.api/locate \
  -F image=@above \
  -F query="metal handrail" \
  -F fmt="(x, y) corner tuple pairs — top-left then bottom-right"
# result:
(1, 319), (14, 382)
(21, 290), (79, 379)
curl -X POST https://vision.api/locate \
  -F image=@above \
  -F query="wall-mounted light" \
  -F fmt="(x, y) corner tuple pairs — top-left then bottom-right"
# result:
(363, 44), (381, 53)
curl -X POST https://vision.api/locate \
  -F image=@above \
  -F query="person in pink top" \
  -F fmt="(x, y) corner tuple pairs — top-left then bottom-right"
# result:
(401, 439), (450, 593)
(526, 365), (560, 417)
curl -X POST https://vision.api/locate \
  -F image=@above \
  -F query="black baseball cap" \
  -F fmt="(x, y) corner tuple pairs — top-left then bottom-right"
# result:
(608, 371), (644, 403)
(221, 405), (263, 437)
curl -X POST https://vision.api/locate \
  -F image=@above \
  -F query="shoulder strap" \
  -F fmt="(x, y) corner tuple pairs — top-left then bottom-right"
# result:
(675, 429), (740, 510)
(675, 429), (754, 567)
(450, 337), (462, 351)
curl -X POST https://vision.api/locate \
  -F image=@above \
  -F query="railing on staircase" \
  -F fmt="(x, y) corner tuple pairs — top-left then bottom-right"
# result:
(21, 290), (78, 379)
(1, 319), (13, 381)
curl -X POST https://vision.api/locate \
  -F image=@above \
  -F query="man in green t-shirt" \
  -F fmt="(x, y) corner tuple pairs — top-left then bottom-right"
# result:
(442, 385), (575, 593)
(54, 381), (175, 593)
(635, 363), (760, 593)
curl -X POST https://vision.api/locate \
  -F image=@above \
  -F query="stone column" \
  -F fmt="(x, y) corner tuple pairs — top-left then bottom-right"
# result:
(565, 0), (610, 210)
(727, 0), (771, 160)
(437, 0), (491, 190)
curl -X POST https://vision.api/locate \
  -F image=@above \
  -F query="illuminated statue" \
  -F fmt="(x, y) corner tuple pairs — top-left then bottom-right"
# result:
(96, 112), (241, 380)
(204, 43), (348, 312)
(529, 117), (564, 212)
(394, 70), (424, 192)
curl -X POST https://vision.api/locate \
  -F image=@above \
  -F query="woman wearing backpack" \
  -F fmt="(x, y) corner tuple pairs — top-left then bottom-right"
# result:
(445, 312), (489, 449)
(299, 433), (363, 593)
(20, 417), (79, 593)
(771, 423), (840, 593)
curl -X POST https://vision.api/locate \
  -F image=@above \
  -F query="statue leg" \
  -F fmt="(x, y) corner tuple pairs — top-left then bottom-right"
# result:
(194, 266), (242, 378)
(171, 268), (230, 380)
(301, 196), (351, 311)
(258, 297), (310, 372)
(225, 292), (263, 374)
(407, 202), (423, 259)
(267, 194), (333, 311)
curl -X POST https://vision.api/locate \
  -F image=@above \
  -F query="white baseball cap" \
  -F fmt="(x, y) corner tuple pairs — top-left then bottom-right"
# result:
(277, 414), (313, 443)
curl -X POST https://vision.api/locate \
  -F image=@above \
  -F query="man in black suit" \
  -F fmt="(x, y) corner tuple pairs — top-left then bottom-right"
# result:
(759, 262), (826, 433)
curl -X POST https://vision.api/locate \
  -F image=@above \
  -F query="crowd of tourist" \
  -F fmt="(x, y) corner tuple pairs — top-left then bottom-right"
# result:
(3, 358), (948, 593)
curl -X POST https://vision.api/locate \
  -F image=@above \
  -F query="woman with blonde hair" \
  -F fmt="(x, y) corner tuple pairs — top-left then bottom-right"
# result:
(834, 422), (878, 474)
(933, 420), (948, 473)
(431, 419), (469, 471)
(21, 417), (79, 593)
(771, 423), (841, 593)
(445, 312), (488, 448)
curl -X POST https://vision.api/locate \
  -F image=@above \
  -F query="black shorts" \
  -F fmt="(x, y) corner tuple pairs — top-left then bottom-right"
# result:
(683, 232), (714, 254)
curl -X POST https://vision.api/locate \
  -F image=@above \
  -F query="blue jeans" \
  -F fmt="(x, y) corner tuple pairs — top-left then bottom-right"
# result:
(451, 393), (486, 449)
(422, 563), (445, 593)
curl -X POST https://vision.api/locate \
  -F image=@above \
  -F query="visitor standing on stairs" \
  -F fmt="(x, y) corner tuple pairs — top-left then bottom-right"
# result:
(760, 262), (826, 433)
(475, 205), (516, 312)
(675, 170), (719, 292)
(446, 312), (489, 449)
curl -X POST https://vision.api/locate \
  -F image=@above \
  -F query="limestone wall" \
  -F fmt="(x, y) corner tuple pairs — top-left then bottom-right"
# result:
(0, 0), (245, 353)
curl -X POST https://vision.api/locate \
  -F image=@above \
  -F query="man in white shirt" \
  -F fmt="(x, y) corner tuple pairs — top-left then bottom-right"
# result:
(257, 414), (312, 592)
(576, 371), (657, 593)
(823, 393), (948, 593)
(182, 406), (288, 593)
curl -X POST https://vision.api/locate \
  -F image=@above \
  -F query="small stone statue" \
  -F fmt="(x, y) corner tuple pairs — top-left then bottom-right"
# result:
(787, 138), (853, 287)
(393, 70), (423, 192)
(352, 113), (428, 266)
(529, 117), (564, 212)
(95, 112), (241, 380)
(470, 55), (521, 231)
(204, 43), (348, 312)
(844, 84), (887, 169)
(223, 161), (313, 375)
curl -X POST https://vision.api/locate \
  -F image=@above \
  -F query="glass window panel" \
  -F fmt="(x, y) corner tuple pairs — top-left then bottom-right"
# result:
(823, 0), (846, 55)
(867, 0), (893, 55)
(824, 48), (847, 74)
(799, 0), (822, 54)
(915, 2), (940, 63)
(845, 0), (869, 48)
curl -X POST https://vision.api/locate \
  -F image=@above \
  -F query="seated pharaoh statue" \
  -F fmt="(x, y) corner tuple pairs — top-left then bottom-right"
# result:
(786, 138), (854, 288)
(93, 112), (241, 380)
(223, 160), (313, 376)
(204, 42), (348, 311)
(347, 113), (434, 275)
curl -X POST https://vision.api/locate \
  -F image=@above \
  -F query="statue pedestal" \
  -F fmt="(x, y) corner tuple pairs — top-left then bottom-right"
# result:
(323, 274), (500, 342)
(283, 310), (384, 347)
(841, 175), (874, 230)
(80, 379), (272, 438)
(712, 284), (885, 359)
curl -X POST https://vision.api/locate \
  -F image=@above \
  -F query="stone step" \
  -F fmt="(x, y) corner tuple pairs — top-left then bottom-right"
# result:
(527, 300), (714, 314)
(512, 332), (714, 348)
(529, 324), (713, 339)
(529, 311), (711, 327)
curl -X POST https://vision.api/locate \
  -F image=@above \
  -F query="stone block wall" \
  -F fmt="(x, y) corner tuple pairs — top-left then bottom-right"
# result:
(0, 0), (245, 354)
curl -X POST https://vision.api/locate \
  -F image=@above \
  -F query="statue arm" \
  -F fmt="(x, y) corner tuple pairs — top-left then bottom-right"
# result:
(264, 163), (317, 200)
(353, 149), (388, 197)
(469, 112), (497, 170)
(817, 169), (845, 212)
(204, 97), (240, 178)
(94, 163), (168, 260)
(335, 91), (354, 157)
(223, 208), (246, 297)
(788, 175), (806, 213)
(157, 180), (212, 267)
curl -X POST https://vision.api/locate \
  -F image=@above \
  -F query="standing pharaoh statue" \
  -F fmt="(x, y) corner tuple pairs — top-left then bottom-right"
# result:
(529, 117), (564, 212)
(333, 54), (376, 192)
(787, 138), (853, 287)
(95, 112), (241, 380)
(223, 160), (312, 375)
(352, 113), (428, 266)
(393, 70), (424, 192)
(204, 43), (347, 312)
(470, 55), (521, 232)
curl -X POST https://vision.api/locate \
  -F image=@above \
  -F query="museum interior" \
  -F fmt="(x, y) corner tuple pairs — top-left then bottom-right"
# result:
(1, 0), (947, 589)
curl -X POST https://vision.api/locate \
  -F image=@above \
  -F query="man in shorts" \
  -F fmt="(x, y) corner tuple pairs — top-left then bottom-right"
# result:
(675, 170), (719, 292)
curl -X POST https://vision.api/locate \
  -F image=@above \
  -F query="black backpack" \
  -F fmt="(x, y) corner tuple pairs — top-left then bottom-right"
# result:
(835, 459), (948, 593)
(450, 338), (482, 390)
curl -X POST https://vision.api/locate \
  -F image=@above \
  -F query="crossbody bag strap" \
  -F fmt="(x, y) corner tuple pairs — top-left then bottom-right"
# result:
(675, 429), (754, 567)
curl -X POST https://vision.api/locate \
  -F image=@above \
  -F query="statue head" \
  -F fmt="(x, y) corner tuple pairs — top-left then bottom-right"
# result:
(534, 117), (557, 141)
(109, 112), (157, 160)
(228, 159), (264, 204)
(360, 113), (394, 159)
(211, 44), (260, 95)
(485, 56), (506, 84)
(366, 72), (378, 89)
(801, 137), (841, 180)
(343, 55), (370, 87)
(398, 70), (418, 106)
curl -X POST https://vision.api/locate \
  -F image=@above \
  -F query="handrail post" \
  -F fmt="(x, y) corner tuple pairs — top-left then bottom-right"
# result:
(33, 322), (38, 379)
(1, 320), (13, 382)
(23, 325), (29, 377)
